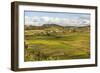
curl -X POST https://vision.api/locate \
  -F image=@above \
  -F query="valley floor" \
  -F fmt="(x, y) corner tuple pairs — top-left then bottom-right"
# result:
(24, 29), (90, 61)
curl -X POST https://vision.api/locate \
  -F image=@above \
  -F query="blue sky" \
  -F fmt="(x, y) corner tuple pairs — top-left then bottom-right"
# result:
(24, 11), (90, 26)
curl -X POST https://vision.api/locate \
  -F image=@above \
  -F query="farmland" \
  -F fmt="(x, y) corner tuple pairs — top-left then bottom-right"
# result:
(24, 24), (90, 61)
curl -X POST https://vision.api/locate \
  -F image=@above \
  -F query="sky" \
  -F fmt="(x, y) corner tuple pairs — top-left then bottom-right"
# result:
(24, 11), (90, 26)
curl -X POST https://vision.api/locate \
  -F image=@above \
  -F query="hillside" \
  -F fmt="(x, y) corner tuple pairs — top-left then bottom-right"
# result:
(25, 24), (90, 32)
(24, 24), (90, 61)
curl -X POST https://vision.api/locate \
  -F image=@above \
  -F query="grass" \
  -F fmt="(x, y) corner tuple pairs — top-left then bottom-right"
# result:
(24, 26), (90, 61)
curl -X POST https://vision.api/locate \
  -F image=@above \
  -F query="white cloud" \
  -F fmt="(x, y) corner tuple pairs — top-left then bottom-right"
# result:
(41, 16), (50, 22)
(25, 16), (90, 26)
(25, 16), (33, 25)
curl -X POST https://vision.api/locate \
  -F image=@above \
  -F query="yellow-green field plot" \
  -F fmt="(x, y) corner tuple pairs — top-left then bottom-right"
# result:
(24, 26), (90, 61)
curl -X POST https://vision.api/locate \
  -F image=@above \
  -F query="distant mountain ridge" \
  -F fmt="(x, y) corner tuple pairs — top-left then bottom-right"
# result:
(25, 23), (90, 27)
(42, 24), (64, 28)
(25, 23), (90, 30)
